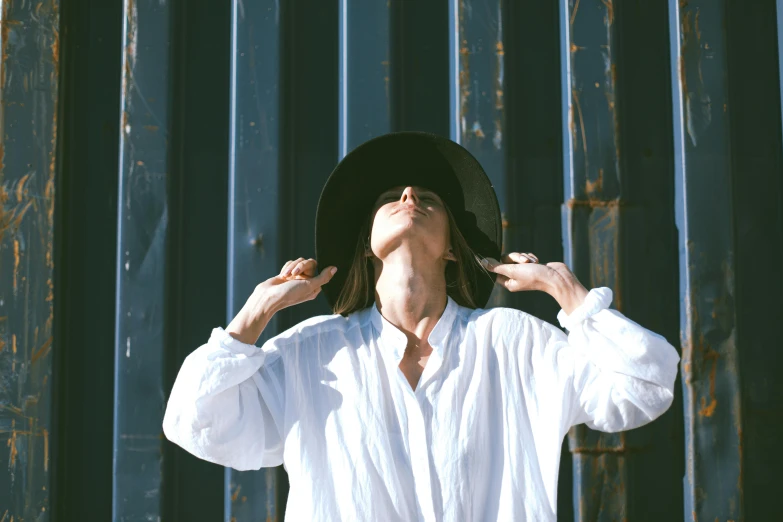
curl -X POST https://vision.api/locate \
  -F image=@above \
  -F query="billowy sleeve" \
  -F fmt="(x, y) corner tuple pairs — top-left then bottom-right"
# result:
(162, 327), (286, 470)
(530, 287), (680, 437)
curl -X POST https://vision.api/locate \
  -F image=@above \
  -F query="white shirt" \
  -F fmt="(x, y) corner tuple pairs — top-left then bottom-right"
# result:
(163, 287), (679, 521)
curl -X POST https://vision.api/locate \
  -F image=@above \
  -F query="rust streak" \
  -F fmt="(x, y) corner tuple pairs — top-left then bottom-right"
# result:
(566, 198), (621, 209)
(601, 0), (614, 26)
(43, 428), (49, 472)
(15, 173), (31, 202)
(680, 10), (690, 95)
(0, 186), (11, 244)
(586, 168), (604, 196)
(31, 337), (53, 364)
(570, 0), (581, 26)
(13, 238), (20, 293)
(7, 420), (18, 468)
(13, 198), (34, 228)
(572, 88), (588, 172)
(0, 404), (25, 417)
(697, 347), (719, 417)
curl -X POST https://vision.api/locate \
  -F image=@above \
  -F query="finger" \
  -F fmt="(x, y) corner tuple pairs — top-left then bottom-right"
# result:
(282, 257), (305, 277)
(480, 257), (500, 269)
(293, 258), (318, 277)
(290, 261), (305, 277)
(482, 260), (517, 278)
(281, 258), (302, 276)
(280, 259), (296, 276)
(525, 252), (539, 263)
(503, 252), (532, 264)
(311, 266), (338, 288)
(495, 274), (521, 292)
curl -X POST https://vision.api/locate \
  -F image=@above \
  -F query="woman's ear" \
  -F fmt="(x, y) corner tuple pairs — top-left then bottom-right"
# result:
(364, 236), (374, 258)
(444, 248), (457, 262)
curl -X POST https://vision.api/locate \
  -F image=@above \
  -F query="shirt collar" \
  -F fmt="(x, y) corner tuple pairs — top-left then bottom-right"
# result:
(370, 295), (459, 364)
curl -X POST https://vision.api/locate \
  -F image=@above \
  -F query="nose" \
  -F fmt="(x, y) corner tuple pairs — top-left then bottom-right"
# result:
(400, 186), (418, 204)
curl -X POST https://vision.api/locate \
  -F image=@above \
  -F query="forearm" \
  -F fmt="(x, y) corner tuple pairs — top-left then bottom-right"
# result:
(226, 287), (280, 345)
(162, 326), (280, 469)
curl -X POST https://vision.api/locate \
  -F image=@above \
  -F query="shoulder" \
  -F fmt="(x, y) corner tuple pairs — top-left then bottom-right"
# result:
(261, 309), (368, 352)
(459, 305), (562, 343)
(462, 305), (533, 329)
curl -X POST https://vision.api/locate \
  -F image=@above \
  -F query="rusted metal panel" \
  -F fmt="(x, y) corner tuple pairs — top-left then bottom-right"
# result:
(560, 1), (626, 518)
(0, 0), (59, 518)
(671, 0), (783, 520)
(562, 0), (684, 520)
(452, 0), (507, 307)
(225, 0), (341, 516)
(226, 0), (283, 519)
(669, 0), (742, 520)
(24, 0), (781, 519)
(113, 0), (170, 518)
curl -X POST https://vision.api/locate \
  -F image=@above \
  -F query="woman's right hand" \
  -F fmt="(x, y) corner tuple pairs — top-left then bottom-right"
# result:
(262, 258), (337, 312)
(226, 258), (337, 345)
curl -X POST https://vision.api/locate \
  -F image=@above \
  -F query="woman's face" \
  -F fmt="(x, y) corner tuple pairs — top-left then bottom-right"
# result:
(369, 185), (455, 262)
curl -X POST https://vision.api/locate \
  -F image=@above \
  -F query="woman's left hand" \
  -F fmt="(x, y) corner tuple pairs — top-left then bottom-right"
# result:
(482, 252), (590, 315)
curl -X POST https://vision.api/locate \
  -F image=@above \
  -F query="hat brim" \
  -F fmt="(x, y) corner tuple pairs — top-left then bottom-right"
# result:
(315, 132), (502, 310)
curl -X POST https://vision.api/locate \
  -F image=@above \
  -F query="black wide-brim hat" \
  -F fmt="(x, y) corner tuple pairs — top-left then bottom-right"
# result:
(315, 131), (502, 310)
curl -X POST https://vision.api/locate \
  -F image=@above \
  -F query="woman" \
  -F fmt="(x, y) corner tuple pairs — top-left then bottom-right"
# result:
(163, 132), (679, 521)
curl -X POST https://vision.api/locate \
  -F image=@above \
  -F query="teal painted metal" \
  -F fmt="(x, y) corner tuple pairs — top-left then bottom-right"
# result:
(562, 0), (684, 520)
(0, 0), (60, 518)
(53, 0), (121, 519)
(452, 0), (507, 308)
(732, 1), (783, 519)
(226, 0), (284, 519)
(113, 0), (171, 518)
(8, 0), (779, 519)
(339, 0), (392, 156)
(670, 1), (742, 519)
(672, 0), (783, 520)
(560, 1), (628, 518)
(502, 0), (573, 516)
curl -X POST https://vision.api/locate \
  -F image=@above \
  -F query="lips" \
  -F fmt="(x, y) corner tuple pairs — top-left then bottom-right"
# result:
(392, 205), (426, 216)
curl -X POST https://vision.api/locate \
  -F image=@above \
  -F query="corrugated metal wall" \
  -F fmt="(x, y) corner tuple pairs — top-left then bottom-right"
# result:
(0, 0), (781, 520)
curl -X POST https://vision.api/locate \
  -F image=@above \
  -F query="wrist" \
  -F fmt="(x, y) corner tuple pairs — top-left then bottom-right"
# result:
(226, 287), (279, 345)
(546, 275), (588, 315)
(252, 284), (283, 317)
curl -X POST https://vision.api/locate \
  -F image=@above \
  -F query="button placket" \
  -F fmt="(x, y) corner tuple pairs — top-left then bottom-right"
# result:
(399, 371), (437, 522)
(369, 297), (457, 522)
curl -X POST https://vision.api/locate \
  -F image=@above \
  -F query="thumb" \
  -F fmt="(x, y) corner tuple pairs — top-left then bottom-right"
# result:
(312, 266), (338, 287)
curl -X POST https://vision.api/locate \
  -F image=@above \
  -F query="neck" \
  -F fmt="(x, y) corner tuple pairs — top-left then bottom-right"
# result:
(373, 251), (449, 350)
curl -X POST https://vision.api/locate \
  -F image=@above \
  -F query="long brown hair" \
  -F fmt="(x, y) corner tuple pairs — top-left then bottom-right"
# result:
(332, 204), (488, 315)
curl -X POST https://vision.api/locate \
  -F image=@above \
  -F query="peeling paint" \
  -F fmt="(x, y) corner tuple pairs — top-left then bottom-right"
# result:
(0, 0), (60, 515)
